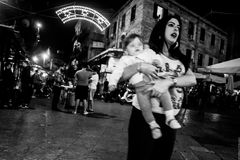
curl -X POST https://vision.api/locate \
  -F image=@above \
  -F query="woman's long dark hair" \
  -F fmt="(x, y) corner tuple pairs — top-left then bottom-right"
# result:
(149, 15), (189, 72)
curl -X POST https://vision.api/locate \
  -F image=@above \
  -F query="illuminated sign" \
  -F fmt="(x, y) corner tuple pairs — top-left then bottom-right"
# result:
(56, 5), (110, 31)
(92, 41), (104, 48)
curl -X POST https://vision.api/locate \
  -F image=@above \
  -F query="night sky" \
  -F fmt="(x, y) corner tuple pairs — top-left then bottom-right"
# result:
(1, 0), (127, 52)
(1, 0), (239, 61)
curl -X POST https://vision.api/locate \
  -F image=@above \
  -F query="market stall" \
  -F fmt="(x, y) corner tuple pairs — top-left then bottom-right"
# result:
(198, 58), (240, 88)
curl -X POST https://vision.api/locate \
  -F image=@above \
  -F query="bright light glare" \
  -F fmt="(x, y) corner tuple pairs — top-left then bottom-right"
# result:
(42, 72), (48, 78)
(32, 56), (38, 63)
(42, 53), (48, 59)
(36, 22), (42, 29)
(47, 48), (50, 56)
(55, 5), (110, 31)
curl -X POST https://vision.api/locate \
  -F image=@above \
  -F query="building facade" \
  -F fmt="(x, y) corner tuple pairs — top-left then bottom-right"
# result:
(73, 20), (106, 62)
(105, 0), (228, 71)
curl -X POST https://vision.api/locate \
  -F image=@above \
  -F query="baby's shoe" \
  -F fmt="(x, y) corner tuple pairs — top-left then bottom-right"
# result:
(166, 119), (181, 129)
(149, 121), (162, 139)
(151, 128), (162, 139)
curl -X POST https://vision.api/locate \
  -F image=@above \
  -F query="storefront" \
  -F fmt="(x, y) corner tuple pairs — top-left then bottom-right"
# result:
(0, 24), (27, 107)
(0, 24), (26, 80)
(88, 48), (124, 80)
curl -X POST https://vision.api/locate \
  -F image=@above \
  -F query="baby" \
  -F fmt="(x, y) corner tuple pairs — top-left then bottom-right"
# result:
(109, 33), (181, 139)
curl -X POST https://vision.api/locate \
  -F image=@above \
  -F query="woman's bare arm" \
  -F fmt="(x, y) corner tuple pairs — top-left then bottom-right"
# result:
(173, 69), (197, 87)
(145, 68), (197, 97)
(121, 62), (158, 81)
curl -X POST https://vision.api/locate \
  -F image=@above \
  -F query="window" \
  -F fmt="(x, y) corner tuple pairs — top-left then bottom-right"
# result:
(119, 42), (123, 48)
(220, 39), (225, 54)
(113, 21), (117, 35)
(106, 28), (109, 38)
(197, 53), (203, 66)
(130, 5), (136, 22)
(208, 57), (213, 65)
(186, 49), (192, 61)
(200, 28), (205, 42)
(121, 14), (126, 30)
(210, 34), (215, 47)
(188, 21), (194, 40)
(153, 3), (166, 20)
(92, 41), (104, 48)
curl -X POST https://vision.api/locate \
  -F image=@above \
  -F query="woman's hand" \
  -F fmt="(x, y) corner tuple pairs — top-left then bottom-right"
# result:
(140, 62), (158, 79)
(144, 79), (173, 97)
(121, 62), (158, 81)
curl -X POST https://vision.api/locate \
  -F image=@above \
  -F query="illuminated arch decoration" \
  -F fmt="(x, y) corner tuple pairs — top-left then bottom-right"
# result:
(56, 5), (110, 31)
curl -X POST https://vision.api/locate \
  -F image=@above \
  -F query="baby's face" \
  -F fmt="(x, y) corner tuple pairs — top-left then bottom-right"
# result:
(126, 37), (144, 56)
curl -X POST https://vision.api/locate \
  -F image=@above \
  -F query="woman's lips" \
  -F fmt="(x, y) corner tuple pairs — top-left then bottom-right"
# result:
(171, 33), (177, 38)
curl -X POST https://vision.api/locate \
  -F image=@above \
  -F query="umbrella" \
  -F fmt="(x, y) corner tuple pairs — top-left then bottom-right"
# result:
(203, 58), (240, 74)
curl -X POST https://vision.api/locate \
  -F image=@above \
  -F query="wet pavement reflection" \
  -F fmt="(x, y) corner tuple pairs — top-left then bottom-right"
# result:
(0, 98), (239, 160)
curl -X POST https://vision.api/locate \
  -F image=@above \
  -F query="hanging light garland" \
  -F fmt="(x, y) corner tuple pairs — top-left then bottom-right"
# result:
(55, 5), (110, 32)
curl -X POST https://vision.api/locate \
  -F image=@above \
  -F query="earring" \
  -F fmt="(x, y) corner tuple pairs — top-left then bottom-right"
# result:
(174, 42), (179, 48)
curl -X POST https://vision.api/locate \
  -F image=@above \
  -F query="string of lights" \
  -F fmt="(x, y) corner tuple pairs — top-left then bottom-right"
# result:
(55, 5), (111, 31)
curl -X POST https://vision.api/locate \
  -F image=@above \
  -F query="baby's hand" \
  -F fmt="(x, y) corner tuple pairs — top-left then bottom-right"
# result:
(109, 85), (116, 92)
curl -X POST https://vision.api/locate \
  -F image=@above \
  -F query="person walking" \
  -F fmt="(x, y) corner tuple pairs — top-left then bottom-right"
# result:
(2, 62), (15, 108)
(121, 15), (197, 160)
(73, 63), (93, 115)
(51, 67), (65, 111)
(32, 70), (42, 98)
(19, 61), (33, 109)
(88, 69), (99, 112)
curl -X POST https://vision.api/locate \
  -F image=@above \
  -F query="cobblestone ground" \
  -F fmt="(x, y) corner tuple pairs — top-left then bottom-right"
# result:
(0, 98), (238, 160)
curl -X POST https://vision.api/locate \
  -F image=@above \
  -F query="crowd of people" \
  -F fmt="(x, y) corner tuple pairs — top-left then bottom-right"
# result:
(0, 60), (53, 109)
(186, 80), (240, 112)
(1, 14), (198, 160)
(0, 59), (101, 113)
(51, 62), (100, 115)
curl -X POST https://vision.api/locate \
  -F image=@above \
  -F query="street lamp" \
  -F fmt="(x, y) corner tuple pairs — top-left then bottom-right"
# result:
(36, 22), (42, 43)
(36, 22), (42, 32)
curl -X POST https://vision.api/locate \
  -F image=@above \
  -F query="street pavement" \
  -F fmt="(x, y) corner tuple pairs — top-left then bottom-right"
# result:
(0, 98), (239, 160)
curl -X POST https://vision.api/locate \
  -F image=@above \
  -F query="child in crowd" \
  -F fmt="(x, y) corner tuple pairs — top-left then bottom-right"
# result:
(109, 33), (181, 139)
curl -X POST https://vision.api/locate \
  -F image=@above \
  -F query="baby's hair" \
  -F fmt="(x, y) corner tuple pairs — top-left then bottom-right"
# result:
(123, 33), (143, 50)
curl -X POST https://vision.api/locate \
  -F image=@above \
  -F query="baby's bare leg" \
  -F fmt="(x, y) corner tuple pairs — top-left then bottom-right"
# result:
(136, 85), (162, 139)
(159, 90), (181, 129)
(136, 86), (154, 123)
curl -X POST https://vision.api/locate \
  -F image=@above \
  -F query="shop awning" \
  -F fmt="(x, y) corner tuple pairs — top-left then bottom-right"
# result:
(88, 48), (123, 63)
(194, 72), (226, 84)
(198, 58), (240, 74)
